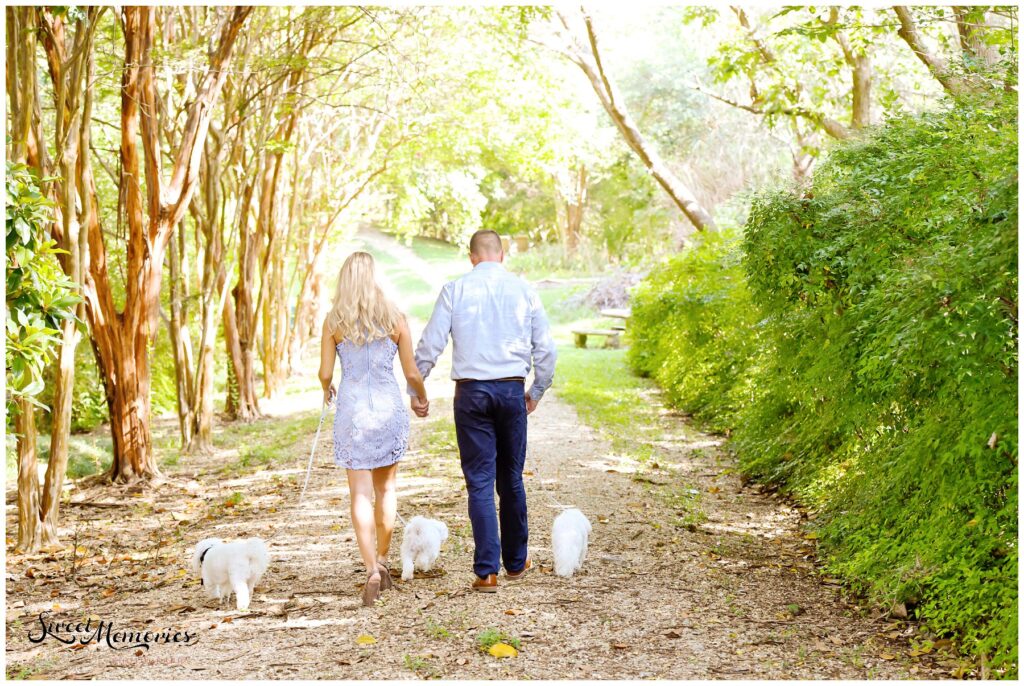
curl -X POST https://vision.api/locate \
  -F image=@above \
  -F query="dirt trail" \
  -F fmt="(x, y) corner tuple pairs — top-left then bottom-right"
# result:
(5, 232), (956, 679)
(5, 385), (953, 679)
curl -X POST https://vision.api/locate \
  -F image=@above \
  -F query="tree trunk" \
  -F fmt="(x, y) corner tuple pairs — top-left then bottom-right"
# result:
(224, 286), (259, 422)
(15, 399), (42, 553)
(560, 10), (716, 232)
(226, 168), (262, 421)
(563, 164), (587, 255)
(953, 7), (1001, 68)
(77, 6), (253, 480)
(168, 220), (197, 449)
(893, 6), (972, 97)
(103, 342), (158, 482)
(39, 15), (91, 550)
(827, 9), (872, 130)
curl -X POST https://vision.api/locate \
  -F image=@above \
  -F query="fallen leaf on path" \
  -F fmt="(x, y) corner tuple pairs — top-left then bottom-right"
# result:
(664, 630), (682, 639)
(611, 642), (628, 650)
(879, 653), (896, 661)
(356, 634), (377, 646)
(488, 643), (518, 658)
(456, 658), (468, 665)
(504, 609), (523, 615)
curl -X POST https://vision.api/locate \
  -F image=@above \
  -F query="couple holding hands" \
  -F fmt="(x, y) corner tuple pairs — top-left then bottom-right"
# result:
(318, 230), (556, 605)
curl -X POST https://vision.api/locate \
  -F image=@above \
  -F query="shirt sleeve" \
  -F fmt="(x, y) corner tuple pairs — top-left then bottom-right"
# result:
(408, 283), (453, 396)
(526, 287), (556, 402)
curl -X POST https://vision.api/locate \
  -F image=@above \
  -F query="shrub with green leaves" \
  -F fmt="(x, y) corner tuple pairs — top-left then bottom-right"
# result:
(628, 228), (763, 432)
(5, 161), (81, 418)
(628, 93), (1017, 674)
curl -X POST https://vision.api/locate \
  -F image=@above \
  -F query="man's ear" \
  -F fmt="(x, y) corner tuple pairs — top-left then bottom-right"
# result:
(470, 253), (480, 266)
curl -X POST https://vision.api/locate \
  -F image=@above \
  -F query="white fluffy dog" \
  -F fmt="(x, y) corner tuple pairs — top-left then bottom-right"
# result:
(191, 537), (269, 610)
(400, 516), (448, 581)
(552, 508), (592, 577)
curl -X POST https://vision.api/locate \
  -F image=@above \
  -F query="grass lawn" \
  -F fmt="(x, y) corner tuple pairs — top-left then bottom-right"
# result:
(553, 345), (664, 463)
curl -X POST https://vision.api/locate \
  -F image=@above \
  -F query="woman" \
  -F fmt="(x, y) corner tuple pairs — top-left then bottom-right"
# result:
(319, 251), (428, 606)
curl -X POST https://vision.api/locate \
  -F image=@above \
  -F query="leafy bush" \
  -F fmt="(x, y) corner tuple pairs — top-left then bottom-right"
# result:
(628, 94), (1018, 674)
(5, 161), (82, 418)
(628, 228), (763, 432)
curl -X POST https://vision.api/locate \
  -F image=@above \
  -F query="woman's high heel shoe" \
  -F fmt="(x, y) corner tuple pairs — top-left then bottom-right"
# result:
(362, 572), (381, 607)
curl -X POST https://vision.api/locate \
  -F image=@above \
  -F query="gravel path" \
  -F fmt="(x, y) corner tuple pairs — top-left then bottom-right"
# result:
(5, 384), (955, 679)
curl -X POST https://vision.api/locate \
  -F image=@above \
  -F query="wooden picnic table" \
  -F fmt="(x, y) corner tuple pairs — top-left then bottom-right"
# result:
(600, 308), (632, 320)
(600, 308), (631, 332)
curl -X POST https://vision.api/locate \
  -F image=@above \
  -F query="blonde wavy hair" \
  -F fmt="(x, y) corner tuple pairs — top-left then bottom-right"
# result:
(325, 251), (402, 345)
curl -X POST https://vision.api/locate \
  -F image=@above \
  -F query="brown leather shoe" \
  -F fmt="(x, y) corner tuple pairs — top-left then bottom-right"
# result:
(505, 558), (532, 580)
(472, 574), (498, 592)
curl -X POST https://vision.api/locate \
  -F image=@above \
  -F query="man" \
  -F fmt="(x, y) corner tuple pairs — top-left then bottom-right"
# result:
(410, 229), (556, 592)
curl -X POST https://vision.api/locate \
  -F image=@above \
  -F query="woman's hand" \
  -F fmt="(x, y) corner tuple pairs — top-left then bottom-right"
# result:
(411, 395), (429, 417)
(324, 384), (336, 406)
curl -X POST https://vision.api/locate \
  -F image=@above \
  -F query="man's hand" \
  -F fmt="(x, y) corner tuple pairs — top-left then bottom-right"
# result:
(525, 393), (539, 415)
(411, 396), (430, 418)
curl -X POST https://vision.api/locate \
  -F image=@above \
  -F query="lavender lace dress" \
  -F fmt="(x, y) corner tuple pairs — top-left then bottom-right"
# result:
(333, 336), (410, 470)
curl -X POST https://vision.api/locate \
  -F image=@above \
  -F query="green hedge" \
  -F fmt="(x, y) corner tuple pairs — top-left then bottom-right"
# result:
(628, 230), (764, 432)
(628, 95), (1018, 675)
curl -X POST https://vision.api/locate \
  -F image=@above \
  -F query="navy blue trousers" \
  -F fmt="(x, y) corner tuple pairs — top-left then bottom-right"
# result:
(453, 380), (529, 578)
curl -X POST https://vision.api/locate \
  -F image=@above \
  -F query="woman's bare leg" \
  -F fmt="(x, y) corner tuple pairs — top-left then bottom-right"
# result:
(347, 469), (380, 583)
(372, 462), (399, 564)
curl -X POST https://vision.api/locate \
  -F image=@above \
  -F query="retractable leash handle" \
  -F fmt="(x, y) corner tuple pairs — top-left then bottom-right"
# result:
(299, 396), (333, 504)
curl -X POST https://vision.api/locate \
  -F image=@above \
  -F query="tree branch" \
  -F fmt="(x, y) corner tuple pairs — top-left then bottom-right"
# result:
(893, 6), (970, 96)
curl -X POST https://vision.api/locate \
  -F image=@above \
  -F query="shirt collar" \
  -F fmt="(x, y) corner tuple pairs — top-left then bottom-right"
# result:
(473, 261), (505, 271)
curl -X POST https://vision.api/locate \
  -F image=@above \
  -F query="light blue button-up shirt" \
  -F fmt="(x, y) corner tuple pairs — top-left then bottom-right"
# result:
(412, 261), (556, 401)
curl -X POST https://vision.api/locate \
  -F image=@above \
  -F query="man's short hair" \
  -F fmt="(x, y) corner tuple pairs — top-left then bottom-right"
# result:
(469, 230), (503, 257)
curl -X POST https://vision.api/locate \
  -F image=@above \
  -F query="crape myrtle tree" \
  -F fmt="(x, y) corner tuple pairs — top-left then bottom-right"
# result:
(74, 6), (252, 481)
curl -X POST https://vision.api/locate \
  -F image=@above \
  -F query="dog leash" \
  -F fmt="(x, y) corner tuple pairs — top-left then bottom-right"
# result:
(528, 449), (573, 511)
(299, 398), (333, 504)
(298, 395), (411, 530)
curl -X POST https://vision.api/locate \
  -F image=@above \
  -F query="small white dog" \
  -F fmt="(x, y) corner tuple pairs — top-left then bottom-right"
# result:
(400, 516), (448, 581)
(191, 537), (269, 611)
(552, 508), (592, 578)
